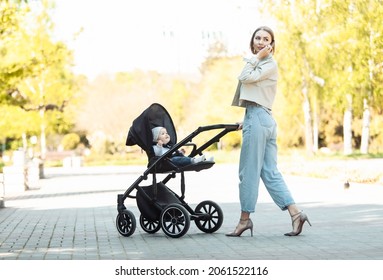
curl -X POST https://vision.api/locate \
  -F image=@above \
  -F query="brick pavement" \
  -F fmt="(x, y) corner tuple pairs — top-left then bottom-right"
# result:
(1, 164), (383, 261)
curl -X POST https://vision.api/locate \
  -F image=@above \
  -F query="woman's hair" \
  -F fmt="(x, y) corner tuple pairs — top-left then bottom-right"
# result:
(249, 26), (275, 54)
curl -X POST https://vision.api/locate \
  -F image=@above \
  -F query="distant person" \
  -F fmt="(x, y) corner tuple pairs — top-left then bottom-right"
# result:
(227, 26), (311, 237)
(152, 127), (212, 166)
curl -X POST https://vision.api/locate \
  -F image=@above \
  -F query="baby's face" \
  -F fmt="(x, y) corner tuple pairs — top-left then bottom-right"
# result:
(158, 128), (170, 144)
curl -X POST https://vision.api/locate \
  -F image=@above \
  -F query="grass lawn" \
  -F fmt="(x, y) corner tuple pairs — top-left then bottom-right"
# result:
(78, 149), (383, 185)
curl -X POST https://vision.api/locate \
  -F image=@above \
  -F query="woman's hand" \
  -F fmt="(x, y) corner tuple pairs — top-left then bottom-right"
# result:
(257, 45), (273, 59)
(236, 122), (243, 130)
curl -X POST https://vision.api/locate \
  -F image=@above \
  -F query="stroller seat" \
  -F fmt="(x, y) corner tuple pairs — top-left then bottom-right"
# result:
(147, 156), (215, 174)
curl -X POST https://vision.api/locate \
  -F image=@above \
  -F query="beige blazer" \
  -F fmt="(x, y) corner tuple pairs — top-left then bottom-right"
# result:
(232, 54), (278, 110)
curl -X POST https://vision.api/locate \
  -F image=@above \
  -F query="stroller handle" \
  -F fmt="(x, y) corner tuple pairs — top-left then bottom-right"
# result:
(185, 123), (240, 158)
(196, 123), (240, 133)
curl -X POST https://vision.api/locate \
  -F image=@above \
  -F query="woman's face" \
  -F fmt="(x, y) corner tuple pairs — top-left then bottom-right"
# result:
(252, 30), (273, 54)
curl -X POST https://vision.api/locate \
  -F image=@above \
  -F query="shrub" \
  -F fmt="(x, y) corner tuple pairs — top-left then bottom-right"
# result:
(61, 133), (81, 150)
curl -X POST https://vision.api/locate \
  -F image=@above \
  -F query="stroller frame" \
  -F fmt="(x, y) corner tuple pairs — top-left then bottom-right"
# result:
(116, 103), (238, 238)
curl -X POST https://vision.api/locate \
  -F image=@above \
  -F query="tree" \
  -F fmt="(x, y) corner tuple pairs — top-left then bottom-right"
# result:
(261, 0), (327, 155)
(1, 1), (36, 148)
(321, 0), (383, 154)
(1, 0), (77, 167)
(350, 0), (383, 153)
(262, 0), (383, 154)
(0, 1), (31, 106)
(16, 1), (76, 159)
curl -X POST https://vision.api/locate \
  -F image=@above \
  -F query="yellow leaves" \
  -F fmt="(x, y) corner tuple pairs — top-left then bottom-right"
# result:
(0, 105), (40, 138)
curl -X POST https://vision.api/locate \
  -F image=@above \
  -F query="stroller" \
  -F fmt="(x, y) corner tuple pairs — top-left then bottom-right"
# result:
(116, 103), (238, 238)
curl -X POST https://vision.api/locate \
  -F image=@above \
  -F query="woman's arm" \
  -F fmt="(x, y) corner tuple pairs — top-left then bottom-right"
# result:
(238, 57), (277, 84)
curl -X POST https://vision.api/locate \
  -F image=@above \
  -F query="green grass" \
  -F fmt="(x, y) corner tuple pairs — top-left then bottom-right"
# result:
(277, 149), (383, 184)
(4, 148), (381, 185)
(80, 149), (382, 184)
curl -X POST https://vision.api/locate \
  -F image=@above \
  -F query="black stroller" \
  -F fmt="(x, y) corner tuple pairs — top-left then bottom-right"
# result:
(116, 103), (238, 238)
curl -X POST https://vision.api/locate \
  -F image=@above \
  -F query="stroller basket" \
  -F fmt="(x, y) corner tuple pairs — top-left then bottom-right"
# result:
(136, 182), (180, 221)
(116, 103), (239, 238)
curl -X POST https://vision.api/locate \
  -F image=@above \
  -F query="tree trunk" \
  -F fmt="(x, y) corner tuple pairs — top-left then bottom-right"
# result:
(360, 26), (374, 155)
(343, 94), (353, 155)
(360, 98), (370, 154)
(39, 108), (46, 179)
(312, 97), (319, 153)
(302, 81), (314, 156)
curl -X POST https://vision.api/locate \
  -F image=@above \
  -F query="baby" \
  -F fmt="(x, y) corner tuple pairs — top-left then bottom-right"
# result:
(152, 126), (212, 167)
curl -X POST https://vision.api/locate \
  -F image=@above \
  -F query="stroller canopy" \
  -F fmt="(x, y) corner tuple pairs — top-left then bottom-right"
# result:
(126, 103), (177, 156)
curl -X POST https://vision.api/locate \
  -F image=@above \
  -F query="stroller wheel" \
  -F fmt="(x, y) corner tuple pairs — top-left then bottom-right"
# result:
(194, 200), (223, 233)
(116, 209), (136, 237)
(140, 215), (161, 234)
(160, 203), (190, 238)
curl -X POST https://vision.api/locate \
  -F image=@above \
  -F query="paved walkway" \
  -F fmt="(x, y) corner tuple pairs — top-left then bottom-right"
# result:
(1, 164), (383, 261)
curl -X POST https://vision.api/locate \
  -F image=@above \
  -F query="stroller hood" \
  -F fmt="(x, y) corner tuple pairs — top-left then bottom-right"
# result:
(126, 103), (177, 156)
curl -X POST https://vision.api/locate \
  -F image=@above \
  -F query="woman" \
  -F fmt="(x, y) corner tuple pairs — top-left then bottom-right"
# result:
(227, 26), (311, 237)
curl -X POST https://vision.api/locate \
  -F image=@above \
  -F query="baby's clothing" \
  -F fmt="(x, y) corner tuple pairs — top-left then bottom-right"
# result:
(152, 144), (205, 167)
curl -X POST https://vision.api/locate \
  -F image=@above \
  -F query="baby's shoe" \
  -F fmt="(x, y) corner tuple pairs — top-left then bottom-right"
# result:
(205, 155), (214, 162)
(192, 155), (206, 164)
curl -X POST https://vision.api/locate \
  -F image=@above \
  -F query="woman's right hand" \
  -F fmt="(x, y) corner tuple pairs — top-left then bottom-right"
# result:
(257, 45), (273, 59)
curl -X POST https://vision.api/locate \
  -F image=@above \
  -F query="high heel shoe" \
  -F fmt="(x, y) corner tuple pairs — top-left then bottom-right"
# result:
(284, 211), (312, 236)
(226, 219), (253, 237)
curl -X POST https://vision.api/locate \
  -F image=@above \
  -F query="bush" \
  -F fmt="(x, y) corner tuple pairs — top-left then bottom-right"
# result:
(61, 133), (81, 150)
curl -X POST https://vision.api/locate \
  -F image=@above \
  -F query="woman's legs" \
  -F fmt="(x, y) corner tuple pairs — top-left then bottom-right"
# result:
(238, 106), (267, 213)
(260, 117), (309, 234)
(227, 106), (266, 237)
(228, 106), (309, 236)
(261, 135), (295, 211)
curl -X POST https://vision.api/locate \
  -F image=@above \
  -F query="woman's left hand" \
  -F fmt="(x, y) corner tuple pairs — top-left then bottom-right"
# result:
(236, 122), (243, 130)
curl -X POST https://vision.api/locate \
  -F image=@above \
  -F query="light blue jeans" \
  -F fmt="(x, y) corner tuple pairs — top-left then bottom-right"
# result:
(238, 104), (295, 213)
